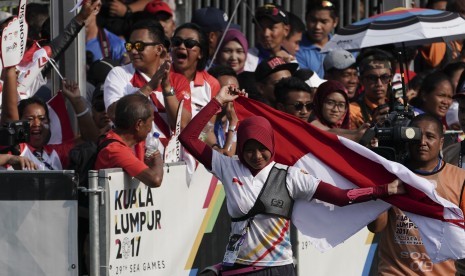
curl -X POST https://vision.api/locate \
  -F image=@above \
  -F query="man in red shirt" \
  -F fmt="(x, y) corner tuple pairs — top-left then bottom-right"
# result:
(95, 94), (163, 188)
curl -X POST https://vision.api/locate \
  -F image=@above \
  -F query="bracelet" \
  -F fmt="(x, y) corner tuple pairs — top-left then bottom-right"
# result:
(76, 107), (90, 118)
(163, 87), (175, 97)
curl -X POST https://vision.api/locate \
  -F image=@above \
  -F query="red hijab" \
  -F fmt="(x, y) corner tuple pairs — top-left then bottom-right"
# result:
(236, 116), (275, 175)
(312, 80), (350, 129)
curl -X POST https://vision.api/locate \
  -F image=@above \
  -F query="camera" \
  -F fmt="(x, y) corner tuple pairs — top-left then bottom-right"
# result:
(361, 103), (421, 163)
(0, 120), (30, 146)
(371, 104), (421, 162)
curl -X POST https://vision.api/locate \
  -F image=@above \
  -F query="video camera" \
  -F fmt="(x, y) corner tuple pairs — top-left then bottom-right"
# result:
(0, 120), (30, 147)
(365, 103), (421, 163)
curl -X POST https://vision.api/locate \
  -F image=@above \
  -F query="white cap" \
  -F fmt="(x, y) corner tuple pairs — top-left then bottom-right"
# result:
(323, 49), (356, 72)
(305, 72), (327, 88)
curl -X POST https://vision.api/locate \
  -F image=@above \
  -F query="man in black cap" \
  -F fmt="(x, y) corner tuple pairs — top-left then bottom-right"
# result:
(244, 4), (292, 71)
(255, 56), (298, 107)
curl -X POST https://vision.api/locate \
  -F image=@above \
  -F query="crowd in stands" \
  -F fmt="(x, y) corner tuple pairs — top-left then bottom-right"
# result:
(1, 0), (465, 275)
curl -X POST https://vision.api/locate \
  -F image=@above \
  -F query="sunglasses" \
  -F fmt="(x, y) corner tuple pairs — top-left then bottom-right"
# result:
(287, 102), (313, 111)
(125, 41), (161, 52)
(171, 37), (201, 49)
(363, 74), (392, 84)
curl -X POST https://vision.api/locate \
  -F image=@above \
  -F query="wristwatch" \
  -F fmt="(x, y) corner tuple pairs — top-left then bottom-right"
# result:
(163, 87), (175, 97)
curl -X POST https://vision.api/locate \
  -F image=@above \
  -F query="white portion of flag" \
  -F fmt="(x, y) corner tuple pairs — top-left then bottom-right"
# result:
(292, 135), (465, 263)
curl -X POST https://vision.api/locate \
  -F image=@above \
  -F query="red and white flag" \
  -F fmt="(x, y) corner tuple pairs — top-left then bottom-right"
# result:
(16, 44), (51, 98)
(234, 97), (465, 263)
(47, 92), (74, 144)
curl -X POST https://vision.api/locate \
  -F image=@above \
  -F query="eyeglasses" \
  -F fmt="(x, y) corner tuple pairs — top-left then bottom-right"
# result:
(324, 100), (346, 111)
(287, 102), (313, 111)
(171, 37), (201, 49)
(363, 74), (392, 84)
(125, 41), (161, 52)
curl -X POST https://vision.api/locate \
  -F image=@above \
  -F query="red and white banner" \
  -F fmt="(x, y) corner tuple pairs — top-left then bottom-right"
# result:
(47, 92), (74, 144)
(16, 44), (51, 98)
(234, 97), (465, 263)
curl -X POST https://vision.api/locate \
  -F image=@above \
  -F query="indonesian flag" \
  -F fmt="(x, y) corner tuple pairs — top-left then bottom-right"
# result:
(234, 97), (465, 263)
(47, 92), (74, 144)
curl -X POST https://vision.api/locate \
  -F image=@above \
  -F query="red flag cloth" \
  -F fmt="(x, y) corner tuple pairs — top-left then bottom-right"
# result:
(47, 92), (74, 144)
(234, 97), (444, 219)
(234, 96), (465, 262)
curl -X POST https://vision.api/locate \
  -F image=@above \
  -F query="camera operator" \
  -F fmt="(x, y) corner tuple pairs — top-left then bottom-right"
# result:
(368, 113), (465, 275)
(350, 49), (395, 129)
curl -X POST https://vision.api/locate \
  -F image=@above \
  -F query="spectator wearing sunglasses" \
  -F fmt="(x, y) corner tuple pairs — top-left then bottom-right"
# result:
(244, 4), (293, 72)
(276, 74), (366, 141)
(275, 77), (314, 122)
(349, 49), (394, 129)
(171, 23), (220, 120)
(311, 80), (350, 129)
(104, 20), (192, 156)
(296, 0), (339, 78)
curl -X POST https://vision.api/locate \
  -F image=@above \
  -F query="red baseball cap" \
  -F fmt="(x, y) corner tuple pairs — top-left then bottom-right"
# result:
(145, 0), (173, 17)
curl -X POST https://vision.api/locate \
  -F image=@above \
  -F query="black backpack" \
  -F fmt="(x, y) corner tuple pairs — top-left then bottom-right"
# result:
(68, 138), (120, 207)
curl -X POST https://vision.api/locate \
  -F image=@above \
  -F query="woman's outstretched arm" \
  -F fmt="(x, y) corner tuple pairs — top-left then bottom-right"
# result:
(313, 179), (404, 206)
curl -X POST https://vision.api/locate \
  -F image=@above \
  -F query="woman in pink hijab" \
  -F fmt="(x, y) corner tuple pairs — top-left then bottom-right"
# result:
(311, 80), (351, 129)
(179, 85), (404, 275)
(216, 29), (249, 73)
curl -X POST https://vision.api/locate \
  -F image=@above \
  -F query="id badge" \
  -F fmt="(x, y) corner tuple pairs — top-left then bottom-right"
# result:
(222, 233), (245, 266)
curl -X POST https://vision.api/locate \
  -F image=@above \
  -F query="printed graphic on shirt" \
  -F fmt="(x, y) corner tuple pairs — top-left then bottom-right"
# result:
(394, 214), (421, 245)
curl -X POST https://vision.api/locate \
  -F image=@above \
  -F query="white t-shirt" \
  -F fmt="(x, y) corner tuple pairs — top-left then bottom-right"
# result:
(211, 150), (320, 266)
(103, 63), (173, 154)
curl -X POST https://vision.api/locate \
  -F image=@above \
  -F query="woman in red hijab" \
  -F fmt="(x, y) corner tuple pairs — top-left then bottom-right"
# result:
(179, 85), (404, 276)
(311, 80), (351, 129)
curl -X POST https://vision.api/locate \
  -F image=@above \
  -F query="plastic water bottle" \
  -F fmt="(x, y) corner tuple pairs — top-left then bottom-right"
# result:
(145, 132), (160, 158)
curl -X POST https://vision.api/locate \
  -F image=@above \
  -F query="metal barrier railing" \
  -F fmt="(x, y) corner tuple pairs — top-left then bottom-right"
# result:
(176, 0), (431, 49)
